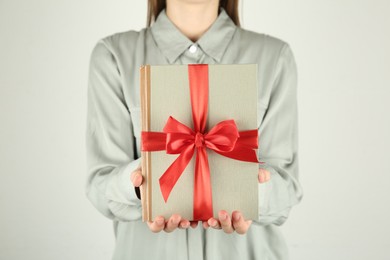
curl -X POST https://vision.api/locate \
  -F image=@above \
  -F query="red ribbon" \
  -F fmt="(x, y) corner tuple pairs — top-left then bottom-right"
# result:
(141, 64), (261, 221)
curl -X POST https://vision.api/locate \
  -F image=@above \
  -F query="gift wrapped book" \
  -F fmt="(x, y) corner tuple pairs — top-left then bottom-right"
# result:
(140, 64), (263, 222)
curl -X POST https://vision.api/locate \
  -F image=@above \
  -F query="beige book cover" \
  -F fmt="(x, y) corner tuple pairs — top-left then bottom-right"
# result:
(140, 64), (259, 222)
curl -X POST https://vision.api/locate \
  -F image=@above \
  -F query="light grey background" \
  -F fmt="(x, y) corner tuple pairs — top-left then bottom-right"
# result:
(0, 0), (389, 259)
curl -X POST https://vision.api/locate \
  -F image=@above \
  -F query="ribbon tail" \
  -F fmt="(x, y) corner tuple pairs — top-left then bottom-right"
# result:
(236, 130), (259, 149)
(213, 129), (260, 162)
(193, 147), (213, 221)
(215, 146), (259, 163)
(159, 145), (195, 202)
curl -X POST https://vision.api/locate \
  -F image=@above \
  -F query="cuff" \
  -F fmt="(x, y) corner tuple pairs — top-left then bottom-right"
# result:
(255, 162), (297, 226)
(104, 158), (143, 221)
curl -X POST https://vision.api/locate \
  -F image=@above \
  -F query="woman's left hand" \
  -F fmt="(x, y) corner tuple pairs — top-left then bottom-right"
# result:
(202, 168), (271, 234)
(203, 210), (251, 234)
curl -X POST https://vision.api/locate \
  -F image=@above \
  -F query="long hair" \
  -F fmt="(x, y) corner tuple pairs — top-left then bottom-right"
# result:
(147, 0), (240, 27)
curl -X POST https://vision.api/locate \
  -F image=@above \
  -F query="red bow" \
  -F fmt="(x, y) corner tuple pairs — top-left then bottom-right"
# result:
(141, 64), (261, 220)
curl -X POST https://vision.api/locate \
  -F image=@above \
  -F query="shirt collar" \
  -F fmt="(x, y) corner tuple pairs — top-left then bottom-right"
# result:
(150, 8), (237, 63)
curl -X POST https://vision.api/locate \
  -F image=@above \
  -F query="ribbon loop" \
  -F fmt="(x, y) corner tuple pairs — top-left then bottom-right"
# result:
(204, 120), (239, 152)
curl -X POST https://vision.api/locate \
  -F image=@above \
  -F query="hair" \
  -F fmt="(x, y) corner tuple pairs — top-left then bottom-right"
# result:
(147, 0), (240, 27)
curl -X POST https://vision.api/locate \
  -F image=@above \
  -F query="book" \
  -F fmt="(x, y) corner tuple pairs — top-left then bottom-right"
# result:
(140, 64), (259, 222)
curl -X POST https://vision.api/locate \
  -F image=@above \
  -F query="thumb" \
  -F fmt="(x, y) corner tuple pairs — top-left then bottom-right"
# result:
(130, 168), (143, 187)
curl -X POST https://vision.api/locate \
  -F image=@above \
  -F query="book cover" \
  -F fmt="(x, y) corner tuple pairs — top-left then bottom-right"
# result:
(140, 64), (260, 222)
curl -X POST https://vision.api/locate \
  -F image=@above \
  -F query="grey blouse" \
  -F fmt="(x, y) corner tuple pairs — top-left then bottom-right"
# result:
(86, 7), (303, 260)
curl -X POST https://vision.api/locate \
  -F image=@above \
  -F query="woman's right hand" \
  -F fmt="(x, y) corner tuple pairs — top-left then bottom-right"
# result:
(130, 167), (196, 232)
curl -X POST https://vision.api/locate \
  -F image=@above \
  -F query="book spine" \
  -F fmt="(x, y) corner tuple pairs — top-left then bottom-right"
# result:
(140, 65), (152, 222)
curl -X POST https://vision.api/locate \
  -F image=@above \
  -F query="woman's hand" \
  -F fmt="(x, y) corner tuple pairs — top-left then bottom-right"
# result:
(145, 214), (193, 233)
(202, 210), (252, 234)
(131, 167), (195, 232)
(131, 167), (270, 234)
(258, 168), (271, 183)
(202, 168), (271, 234)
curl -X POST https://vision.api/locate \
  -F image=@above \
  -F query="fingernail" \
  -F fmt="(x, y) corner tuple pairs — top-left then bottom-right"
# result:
(172, 218), (180, 225)
(219, 212), (227, 220)
(156, 218), (164, 225)
(234, 213), (241, 221)
(181, 222), (189, 228)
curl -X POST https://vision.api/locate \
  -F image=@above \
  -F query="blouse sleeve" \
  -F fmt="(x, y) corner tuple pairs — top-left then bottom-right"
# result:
(85, 39), (142, 222)
(255, 43), (303, 226)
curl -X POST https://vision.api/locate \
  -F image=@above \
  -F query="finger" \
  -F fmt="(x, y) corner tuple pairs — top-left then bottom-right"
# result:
(202, 221), (210, 229)
(179, 219), (190, 229)
(264, 170), (271, 182)
(218, 210), (234, 234)
(258, 168), (271, 184)
(147, 216), (165, 233)
(164, 214), (181, 233)
(258, 168), (265, 183)
(190, 221), (199, 229)
(130, 169), (143, 187)
(207, 218), (221, 230)
(232, 211), (251, 235)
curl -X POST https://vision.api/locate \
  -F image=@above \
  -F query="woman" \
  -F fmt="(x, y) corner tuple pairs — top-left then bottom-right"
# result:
(86, 0), (303, 259)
